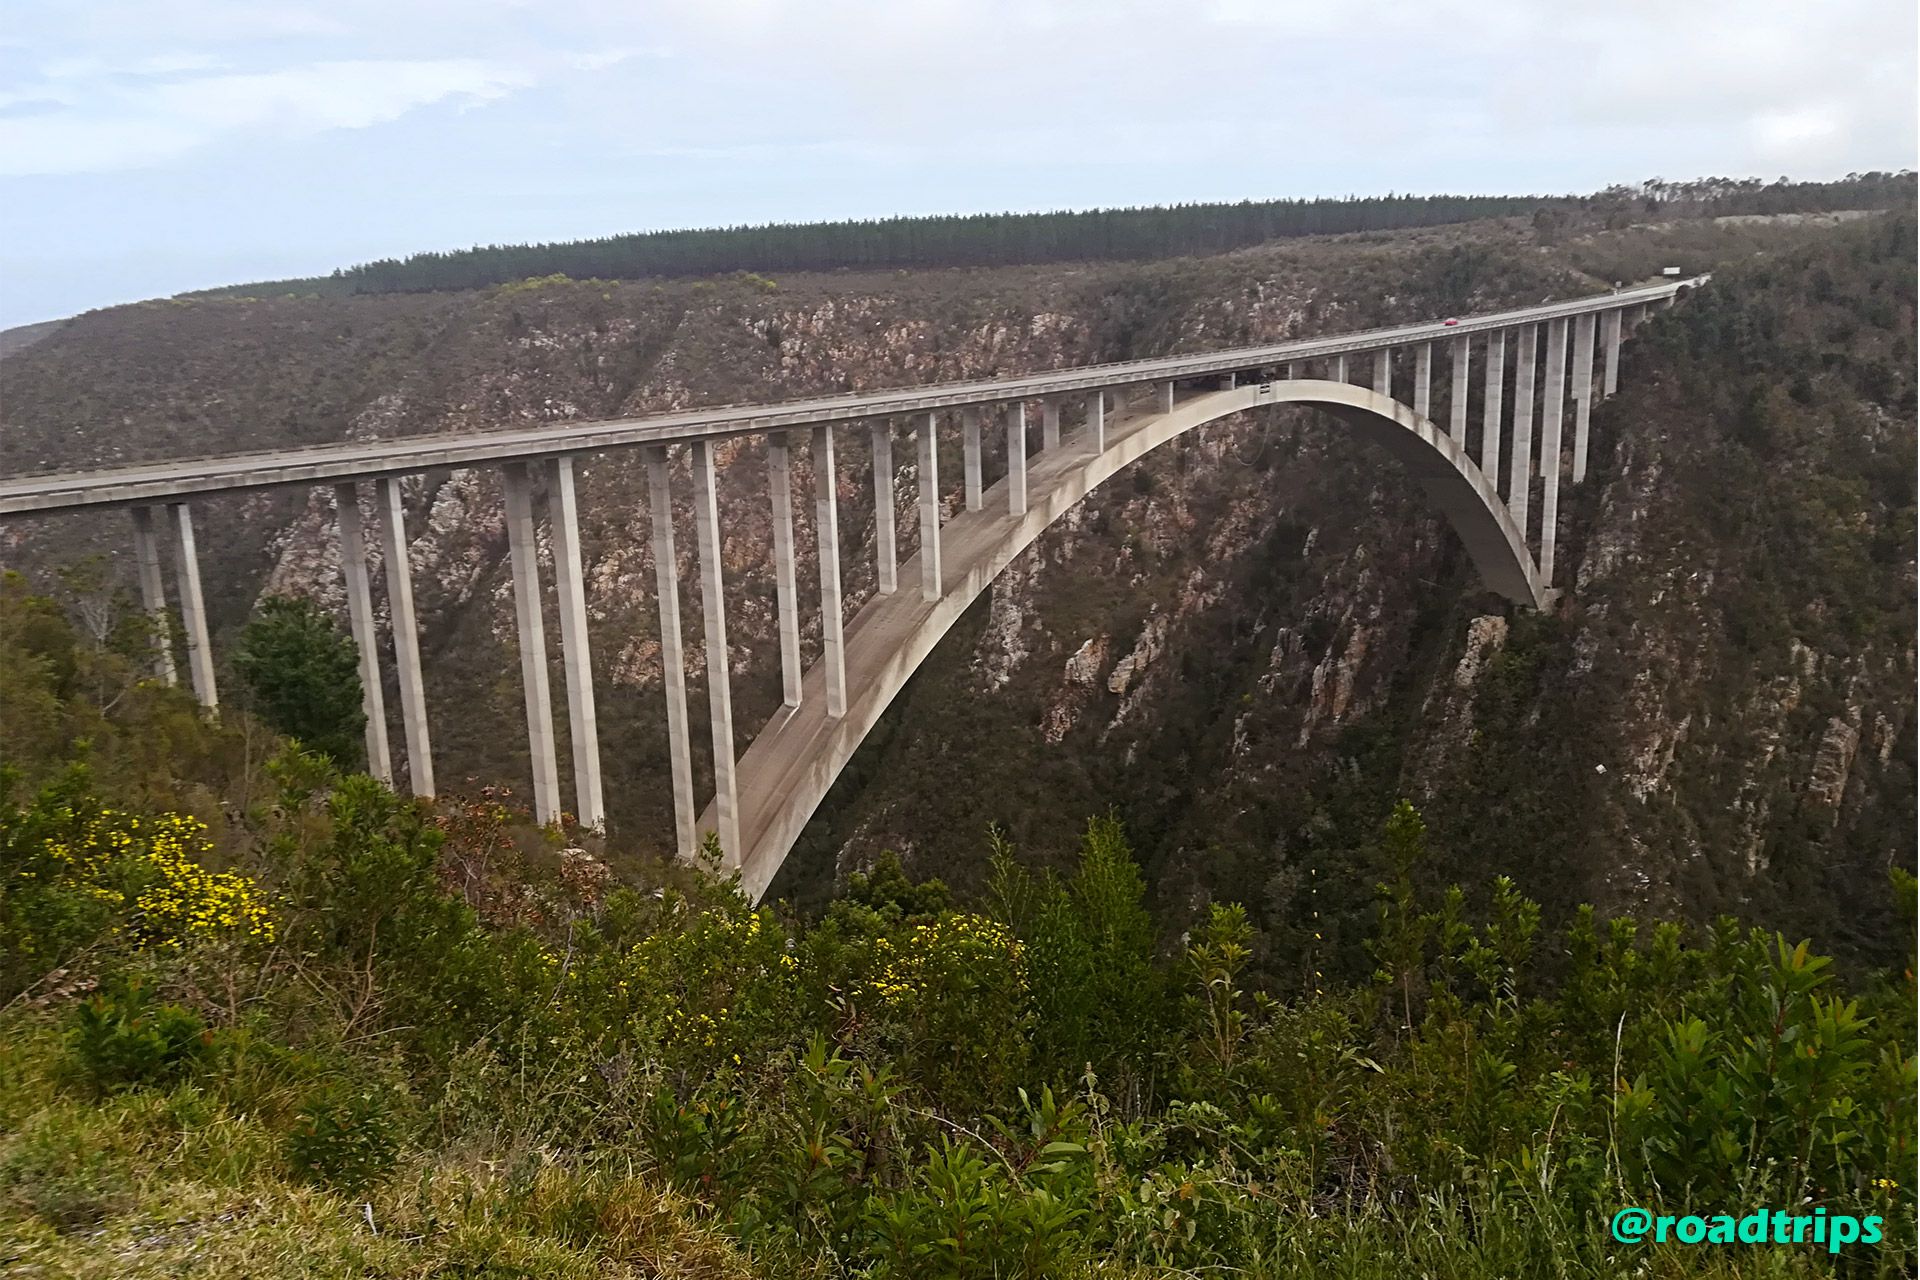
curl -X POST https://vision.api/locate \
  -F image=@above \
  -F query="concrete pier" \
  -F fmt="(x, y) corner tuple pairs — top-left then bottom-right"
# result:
(333, 483), (392, 784)
(501, 463), (560, 824)
(1571, 313), (1597, 483)
(165, 503), (217, 710)
(129, 506), (177, 685)
(1087, 392), (1106, 452)
(1158, 381), (1175, 414)
(1005, 404), (1027, 516)
(1414, 343), (1432, 419)
(962, 408), (983, 510)
(1602, 309), (1623, 396)
(1041, 400), (1061, 451)
(1332, 354), (1347, 384)
(1481, 331), (1506, 490)
(1449, 335), (1470, 441)
(767, 434), (802, 707)
(374, 477), (433, 797)
(1373, 349), (1391, 399)
(813, 425), (847, 719)
(914, 413), (942, 601)
(1538, 317), (1569, 585)
(690, 439), (741, 863)
(644, 446), (696, 857)
(1509, 323), (1537, 528)
(871, 421), (897, 594)
(548, 456), (605, 829)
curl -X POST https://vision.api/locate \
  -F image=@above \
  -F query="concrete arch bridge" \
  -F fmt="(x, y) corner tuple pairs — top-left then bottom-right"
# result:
(0, 278), (1703, 901)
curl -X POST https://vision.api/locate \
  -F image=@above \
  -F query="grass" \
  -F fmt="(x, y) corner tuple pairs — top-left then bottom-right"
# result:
(3, 1002), (1893, 1278)
(0, 1013), (755, 1279)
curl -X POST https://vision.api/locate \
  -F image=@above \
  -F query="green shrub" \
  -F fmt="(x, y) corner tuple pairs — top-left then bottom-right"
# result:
(233, 594), (365, 768)
(284, 1082), (402, 1192)
(66, 982), (213, 1094)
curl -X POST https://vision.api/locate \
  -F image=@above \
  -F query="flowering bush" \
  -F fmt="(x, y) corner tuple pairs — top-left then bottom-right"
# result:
(2, 770), (273, 998)
(43, 808), (274, 949)
(863, 912), (1030, 1111)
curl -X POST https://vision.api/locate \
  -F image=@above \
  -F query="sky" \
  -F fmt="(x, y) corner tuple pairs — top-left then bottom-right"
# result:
(2, 0), (1915, 328)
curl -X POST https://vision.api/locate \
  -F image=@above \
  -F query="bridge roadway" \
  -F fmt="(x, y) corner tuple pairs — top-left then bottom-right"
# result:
(0, 279), (1691, 517)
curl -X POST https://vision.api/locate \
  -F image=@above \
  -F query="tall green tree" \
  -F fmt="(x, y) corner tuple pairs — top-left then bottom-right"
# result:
(234, 596), (365, 768)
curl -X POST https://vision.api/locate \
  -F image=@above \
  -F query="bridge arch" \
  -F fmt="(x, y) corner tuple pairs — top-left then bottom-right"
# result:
(717, 379), (1542, 901)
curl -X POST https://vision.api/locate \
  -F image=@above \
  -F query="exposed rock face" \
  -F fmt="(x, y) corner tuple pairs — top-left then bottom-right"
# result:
(2, 212), (1911, 974)
(1452, 616), (1509, 688)
(1043, 636), (1109, 745)
(1108, 614), (1165, 697)
(1807, 715), (1862, 809)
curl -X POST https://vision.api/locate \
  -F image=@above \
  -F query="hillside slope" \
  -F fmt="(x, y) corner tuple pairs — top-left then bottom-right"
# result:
(1, 209), (1911, 977)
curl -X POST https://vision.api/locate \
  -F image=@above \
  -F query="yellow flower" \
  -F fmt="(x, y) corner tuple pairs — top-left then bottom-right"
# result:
(51, 809), (275, 948)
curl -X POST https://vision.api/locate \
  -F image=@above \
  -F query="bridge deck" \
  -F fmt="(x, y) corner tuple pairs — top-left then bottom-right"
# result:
(0, 279), (1697, 518)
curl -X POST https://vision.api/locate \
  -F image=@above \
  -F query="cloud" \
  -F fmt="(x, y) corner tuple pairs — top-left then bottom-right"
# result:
(631, 0), (1913, 175)
(2, 0), (1913, 326)
(0, 58), (531, 175)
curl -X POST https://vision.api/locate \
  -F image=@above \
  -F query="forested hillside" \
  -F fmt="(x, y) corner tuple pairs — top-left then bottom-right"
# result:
(182, 173), (1914, 300)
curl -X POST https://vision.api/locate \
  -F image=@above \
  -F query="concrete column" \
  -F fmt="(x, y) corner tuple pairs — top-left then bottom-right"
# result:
(962, 408), (983, 510)
(333, 483), (392, 784)
(548, 456), (605, 829)
(1041, 400), (1061, 451)
(1005, 403), (1027, 516)
(1158, 381), (1175, 414)
(1480, 331), (1506, 490)
(915, 413), (942, 601)
(1414, 343), (1432, 419)
(1087, 392), (1106, 452)
(1509, 323), (1538, 530)
(164, 503), (217, 711)
(1373, 349), (1391, 399)
(1285, 361), (1299, 380)
(690, 439), (741, 863)
(1571, 313), (1598, 483)
(1332, 354), (1347, 384)
(1602, 309), (1623, 396)
(1449, 335), (1470, 441)
(1538, 317), (1568, 585)
(129, 506), (177, 685)
(644, 446), (696, 857)
(1220, 372), (1237, 390)
(501, 463), (561, 825)
(870, 421), (897, 595)
(766, 434), (802, 707)
(375, 477), (433, 797)
(813, 425), (847, 720)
